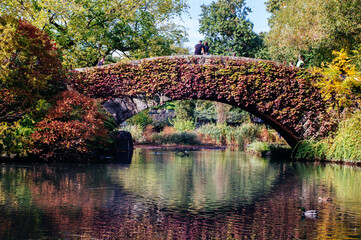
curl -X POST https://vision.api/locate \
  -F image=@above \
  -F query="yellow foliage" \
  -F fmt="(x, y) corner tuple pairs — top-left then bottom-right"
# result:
(313, 49), (361, 119)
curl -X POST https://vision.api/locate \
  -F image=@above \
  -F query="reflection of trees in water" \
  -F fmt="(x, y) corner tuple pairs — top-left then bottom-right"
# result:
(0, 164), (111, 239)
(110, 149), (280, 211)
(0, 156), (360, 239)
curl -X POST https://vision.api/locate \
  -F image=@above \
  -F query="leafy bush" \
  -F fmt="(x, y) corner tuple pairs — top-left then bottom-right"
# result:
(119, 124), (144, 143)
(127, 109), (153, 130)
(31, 91), (112, 160)
(197, 123), (261, 146)
(293, 111), (361, 162)
(0, 120), (34, 158)
(313, 49), (361, 120)
(247, 141), (270, 153)
(292, 139), (329, 160)
(234, 123), (261, 146)
(171, 118), (196, 132)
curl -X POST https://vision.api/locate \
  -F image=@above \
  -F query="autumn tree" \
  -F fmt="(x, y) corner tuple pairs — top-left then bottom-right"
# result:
(0, 0), (189, 68)
(313, 49), (361, 122)
(199, 0), (262, 57)
(265, 0), (361, 66)
(31, 91), (113, 160)
(0, 15), (64, 122)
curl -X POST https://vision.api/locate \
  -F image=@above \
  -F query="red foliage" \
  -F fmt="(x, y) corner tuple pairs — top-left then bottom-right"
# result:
(70, 57), (334, 147)
(31, 91), (110, 160)
(0, 88), (34, 122)
(0, 16), (65, 122)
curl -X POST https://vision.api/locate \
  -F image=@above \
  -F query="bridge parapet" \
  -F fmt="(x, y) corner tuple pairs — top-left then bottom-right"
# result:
(75, 55), (265, 72)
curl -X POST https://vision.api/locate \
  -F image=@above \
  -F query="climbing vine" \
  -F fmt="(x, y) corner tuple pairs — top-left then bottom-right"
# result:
(71, 57), (334, 146)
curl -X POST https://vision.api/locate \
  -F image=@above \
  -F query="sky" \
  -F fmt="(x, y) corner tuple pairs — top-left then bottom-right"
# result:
(178, 0), (271, 50)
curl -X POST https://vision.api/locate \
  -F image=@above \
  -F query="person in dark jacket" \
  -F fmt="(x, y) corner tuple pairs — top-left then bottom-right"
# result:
(203, 42), (210, 55)
(97, 57), (105, 66)
(194, 41), (204, 55)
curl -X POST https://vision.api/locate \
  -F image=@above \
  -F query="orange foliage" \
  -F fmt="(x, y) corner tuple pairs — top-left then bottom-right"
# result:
(31, 91), (110, 160)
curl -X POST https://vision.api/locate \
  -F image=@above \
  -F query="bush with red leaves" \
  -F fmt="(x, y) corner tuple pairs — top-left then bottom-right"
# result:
(31, 91), (111, 160)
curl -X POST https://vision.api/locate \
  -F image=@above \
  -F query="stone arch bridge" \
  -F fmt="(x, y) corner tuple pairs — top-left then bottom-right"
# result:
(72, 55), (332, 148)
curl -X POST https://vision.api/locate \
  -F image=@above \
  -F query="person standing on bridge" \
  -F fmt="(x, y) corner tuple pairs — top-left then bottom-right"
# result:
(194, 40), (204, 55)
(203, 42), (210, 55)
(97, 57), (105, 66)
(296, 54), (305, 68)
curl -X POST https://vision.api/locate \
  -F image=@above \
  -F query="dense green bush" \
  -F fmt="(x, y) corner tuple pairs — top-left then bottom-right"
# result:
(171, 118), (195, 132)
(127, 110), (153, 130)
(292, 139), (328, 160)
(293, 111), (361, 162)
(247, 141), (270, 153)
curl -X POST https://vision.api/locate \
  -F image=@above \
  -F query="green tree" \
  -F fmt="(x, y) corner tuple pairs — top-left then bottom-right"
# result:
(265, 0), (361, 66)
(0, 0), (189, 68)
(199, 0), (262, 57)
(175, 100), (195, 122)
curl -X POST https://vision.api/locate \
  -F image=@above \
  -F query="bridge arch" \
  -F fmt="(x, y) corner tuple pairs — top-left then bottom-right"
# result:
(71, 55), (332, 148)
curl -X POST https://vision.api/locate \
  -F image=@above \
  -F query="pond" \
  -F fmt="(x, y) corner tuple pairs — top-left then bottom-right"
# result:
(0, 148), (361, 239)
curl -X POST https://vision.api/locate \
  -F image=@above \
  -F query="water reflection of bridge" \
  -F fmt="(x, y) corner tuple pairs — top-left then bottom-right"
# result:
(0, 152), (358, 239)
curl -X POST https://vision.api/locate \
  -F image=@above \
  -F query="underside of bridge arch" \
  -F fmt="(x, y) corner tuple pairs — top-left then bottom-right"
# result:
(102, 95), (303, 148)
(72, 55), (334, 148)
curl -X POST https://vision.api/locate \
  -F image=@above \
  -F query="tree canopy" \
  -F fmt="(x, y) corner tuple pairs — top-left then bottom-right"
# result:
(198, 0), (262, 57)
(0, 15), (64, 122)
(265, 0), (361, 66)
(0, 0), (189, 68)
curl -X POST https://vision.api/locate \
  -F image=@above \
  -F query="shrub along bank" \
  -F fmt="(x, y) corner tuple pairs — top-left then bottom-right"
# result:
(293, 110), (361, 163)
(0, 16), (115, 161)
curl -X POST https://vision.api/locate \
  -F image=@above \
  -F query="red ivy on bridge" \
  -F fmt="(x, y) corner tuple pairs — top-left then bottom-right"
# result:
(70, 57), (334, 146)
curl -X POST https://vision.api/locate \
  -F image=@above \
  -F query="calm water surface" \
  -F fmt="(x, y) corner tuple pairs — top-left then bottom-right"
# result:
(1, 149), (361, 239)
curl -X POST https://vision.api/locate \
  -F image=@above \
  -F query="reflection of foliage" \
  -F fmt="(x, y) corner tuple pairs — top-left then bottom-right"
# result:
(31, 91), (112, 160)
(295, 163), (361, 239)
(1, 152), (361, 239)
(112, 149), (278, 211)
(71, 57), (333, 145)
